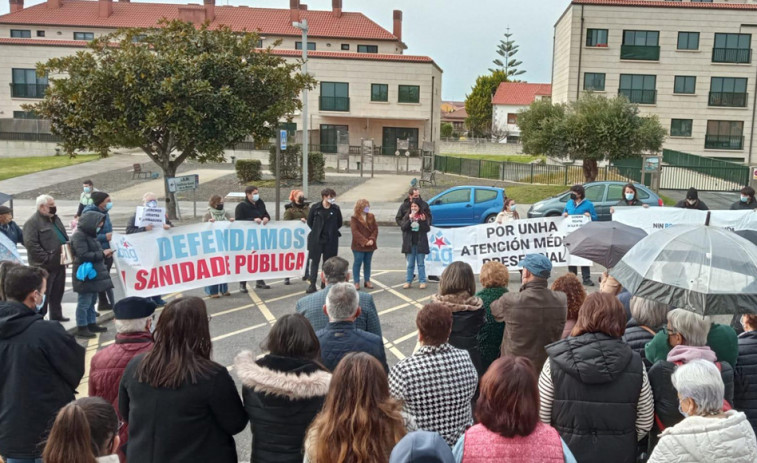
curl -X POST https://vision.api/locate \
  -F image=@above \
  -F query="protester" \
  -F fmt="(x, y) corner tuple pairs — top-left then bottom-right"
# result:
(647, 309), (734, 432)
(452, 356), (576, 462)
(551, 273), (586, 339)
(432, 261), (485, 376)
(648, 360), (757, 463)
(295, 256), (382, 337)
(316, 282), (387, 371)
(490, 254), (567, 371)
(23, 194), (70, 321)
(118, 297), (247, 463)
(89, 297), (156, 463)
(736, 313), (757, 432)
(475, 261), (509, 372)
(389, 303), (478, 446)
(390, 431), (455, 463)
(235, 185), (271, 292)
(0, 265), (84, 463)
(83, 191), (115, 312)
(623, 296), (669, 368)
(563, 184), (596, 286)
(732, 186), (757, 210)
(75, 179), (96, 218)
(350, 198), (378, 290)
(125, 193), (171, 306)
(401, 199), (430, 289)
(395, 186), (431, 227)
(235, 313), (330, 463)
(306, 188), (342, 294)
(610, 183), (650, 214)
(42, 397), (120, 463)
(0, 261), (20, 301)
(495, 198), (519, 224)
(283, 189), (309, 285)
(674, 187), (709, 210)
(71, 210), (111, 338)
(0, 206), (22, 246)
(203, 194), (233, 297)
(539, 293), (653, 463)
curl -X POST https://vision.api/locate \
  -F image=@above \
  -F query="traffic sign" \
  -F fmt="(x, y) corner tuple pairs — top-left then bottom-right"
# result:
(280, 130), (288, 150)
(167, 175), (199, 193)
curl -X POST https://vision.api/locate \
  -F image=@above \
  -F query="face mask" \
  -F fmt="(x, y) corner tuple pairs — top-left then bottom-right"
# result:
(149, 320), (156, 334)
(363, 206), (370, 213)
(252, 194), (260, 202)
(297, 197), (305, 205)
(214, 203), (224, 211)
(570, 193), (578, 201)
(625, 193), (634, 201)
(741, 195), (749, 203)
(35, 291), (46, 312)
(146, 200), (158, 208)
(83, 186), (91, 193)
(510, 203), (516, 209)
(328, 197), (336, 205)
(96, 226), (102, 234)
(105, 202), (113, 211)
(687, 199), (696, 205)
(678, 402), (689, 418)
(48, 206), (57, 215)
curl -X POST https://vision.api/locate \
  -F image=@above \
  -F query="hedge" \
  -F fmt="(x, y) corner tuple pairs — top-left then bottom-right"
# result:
(235, 159), (262, 183)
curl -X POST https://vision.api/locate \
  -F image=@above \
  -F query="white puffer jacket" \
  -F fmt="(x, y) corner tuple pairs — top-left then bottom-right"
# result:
(649, 410), (757, 463)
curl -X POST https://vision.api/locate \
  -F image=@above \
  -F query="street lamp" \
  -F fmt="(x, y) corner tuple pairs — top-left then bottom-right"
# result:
(292, 18), (309, 198)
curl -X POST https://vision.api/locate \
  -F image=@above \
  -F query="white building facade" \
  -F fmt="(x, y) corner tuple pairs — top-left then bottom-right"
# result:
(491, 82), (551, 143)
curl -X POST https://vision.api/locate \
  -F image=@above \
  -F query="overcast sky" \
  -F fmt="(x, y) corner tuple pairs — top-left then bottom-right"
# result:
(0, 0), (570, 101)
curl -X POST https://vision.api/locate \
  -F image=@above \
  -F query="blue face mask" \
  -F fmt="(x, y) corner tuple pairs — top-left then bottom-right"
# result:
(105, 202), (113, 211)
(83, 186), (91, 193)
(35, 292), (46, 312)
(510, 203), (516, 209)
(741, 195), (749, 203)
(96, 226), (102, 234)
(625, 193), (635, 201)
(252, 194), (260, 202)
(146, 200), (158, 208)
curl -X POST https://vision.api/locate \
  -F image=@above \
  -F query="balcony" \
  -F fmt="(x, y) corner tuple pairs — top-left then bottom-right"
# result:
(712, 48), (752, 64)
(319, 96), (350, 112)
(705, 135), (744, 150)
(620, 44), (660, 61)
(10, 83), (47, 99)
(709, 92), (748, 107)
(618, 89), (657, 104)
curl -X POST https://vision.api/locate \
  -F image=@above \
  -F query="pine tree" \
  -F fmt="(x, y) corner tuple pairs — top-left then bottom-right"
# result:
(490, 28), (526, 79)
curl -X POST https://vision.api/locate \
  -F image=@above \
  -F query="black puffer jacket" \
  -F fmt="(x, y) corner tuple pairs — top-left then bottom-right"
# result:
(735, 331), (757, 432)
(234, 352), (330, 463)
(622, 318), (657, 369)
(71, 210), (114, 294)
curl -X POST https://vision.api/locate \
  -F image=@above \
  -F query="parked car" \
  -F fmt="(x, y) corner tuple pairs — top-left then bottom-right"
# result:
(427, 186), (506, 227)
(527, 181), (663, 221)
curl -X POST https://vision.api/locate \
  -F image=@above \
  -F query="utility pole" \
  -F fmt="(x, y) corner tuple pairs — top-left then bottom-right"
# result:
(293, 18), (309, 198)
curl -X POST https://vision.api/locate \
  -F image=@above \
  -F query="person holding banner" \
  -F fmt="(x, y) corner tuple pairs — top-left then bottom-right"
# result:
(731, 186), (757, 210)
(401, 200), (430, 290)
(236, 186), (272, 292)
(203, 195), (234, 298)
(306, 188), (342, 294)
(675, 188), (709, 211)
(495, 198), (520, 224)
(563, 185), (596, 286)
(610, 183), (650, 214)
(283, 190), (310, 285)
(127, 193), (172, 307)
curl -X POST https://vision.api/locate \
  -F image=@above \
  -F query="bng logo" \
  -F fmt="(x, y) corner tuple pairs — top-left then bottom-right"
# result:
(115, 236), (140, 265)
(428, 232), (453, 265)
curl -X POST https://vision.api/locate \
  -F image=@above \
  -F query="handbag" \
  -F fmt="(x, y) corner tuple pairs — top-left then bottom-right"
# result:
(60, 243), (73, 266)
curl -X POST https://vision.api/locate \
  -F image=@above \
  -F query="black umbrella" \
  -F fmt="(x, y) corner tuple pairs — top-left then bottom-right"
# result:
(735, 229), (757, 246)
(564, 221), (647, 269)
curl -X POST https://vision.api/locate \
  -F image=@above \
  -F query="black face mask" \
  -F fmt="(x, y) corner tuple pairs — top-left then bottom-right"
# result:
(570, 193), (578, 201)
(297, 198), (305, 205)
(48, 206), (57, 215)
(214, 203), (224, 211)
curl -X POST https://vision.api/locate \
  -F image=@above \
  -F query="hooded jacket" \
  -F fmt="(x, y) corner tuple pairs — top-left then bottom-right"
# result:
(83, 203), (113, 249)
(234, 352), (331, 463)
(432, 292), (485, 376)
(0, 300), (85, 459)
(390, 431), (455, 463)
(71, 210), (114, 294)
(735, 330), (757, 432)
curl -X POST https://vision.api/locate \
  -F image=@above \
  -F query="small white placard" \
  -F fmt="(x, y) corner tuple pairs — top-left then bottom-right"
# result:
(135, 206), (166, 228)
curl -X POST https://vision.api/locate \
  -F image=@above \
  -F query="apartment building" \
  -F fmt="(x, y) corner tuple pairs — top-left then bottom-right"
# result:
(0, 0), (442, 154)
(553, 0), (757, 164)
(491, 82), (552, 143)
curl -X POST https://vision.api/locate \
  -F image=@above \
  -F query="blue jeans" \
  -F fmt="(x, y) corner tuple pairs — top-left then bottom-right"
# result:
(76, 292), (98, 327)
(352, 251), (374, 284)
(406, 245), (426, 283)
(5, 458), (43, 463)
(205, 283), (228, 295)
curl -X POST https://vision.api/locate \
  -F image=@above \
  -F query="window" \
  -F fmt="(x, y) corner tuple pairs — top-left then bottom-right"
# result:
(256, 39), (263, 48)
(475, 189), (498, 204)
(280, 122), (296, 138)
(705, 120), (744, 150)
(11, 68), (48, 98)
(709, 77), (748, 107)
(36, 30), (45, 38)
(584, 72), (606, 91)
(398, 85), (420, 103)
(677, 32), (699, 50)
(371, 83), (388, 102)
(674, 76), (696, 94)
(13, 110), (39, 119)
(621, 30), (660, 60)
(357, 44), (378, 53)
(295, 41), (316, 51)
(586, 29), (608, 47)
(585, 185), (605, 202)
(341, 44), (349, 50)
(670, 119), (693, 137)
(435, 189), (470, 205)
(73, 32), (94, 40)
(382, 127), (419, 155)
(713, 33), (751, 63)
(319, 82), (349, 111)
(619, 74), (657, 104)
(319, 124), (349, 153)
(10, 29), (31, 38)
(507, 113), (517, 124)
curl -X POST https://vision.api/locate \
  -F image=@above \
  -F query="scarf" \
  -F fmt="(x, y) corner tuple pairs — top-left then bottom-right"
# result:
(207, 207), (228, 222)
(667, 345), (717, 364)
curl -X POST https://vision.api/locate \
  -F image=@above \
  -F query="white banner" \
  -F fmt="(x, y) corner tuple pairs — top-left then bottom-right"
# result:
(709, 210), (757, 231)
(134, 206), (166, 228)
(425, 216), (592, 276)
(112, 221), (309, 297)
(613, 207), (756, 234)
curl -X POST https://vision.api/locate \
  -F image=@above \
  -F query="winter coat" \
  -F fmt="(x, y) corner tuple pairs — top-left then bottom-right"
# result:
(0, 300), (84, 459)
(234, 352), (331, 463)
(546, 333), (644, 463)
(71, 211), (114, 294)
(648, 411), (757, 463)
(674, 199), (709, 210)
(235, 198), (271, 222)
(306, 202), (342, 256)
(456, 423), (566, 463)
(316, 321), (387, 372)
(648, 345), (734, 430)
(83, 204), (113, 249)
(735, 330), (757, 432)
(295, 284), (383, 337)
(731, 198), (757, 210)
(490, 278), (567, 372)
(203, 207), (233, 223)
(126, 213), (173, 234)
(623, 318), (658, 369)
(391, 431), (455, 463)
(395, 197), (432, 226)
(118, 353), (248, 463)
(432, 292), (485, 376)
(283, 202), (310, 221)
(0, 220), (23, 246)
(89, 331), (154, 463)
(22, 210), (69, 270)
(645, 323), (739, 367)
(400, 213), (430, 254)
(350, 214), (378, 252)
(475, 286), (507, 373)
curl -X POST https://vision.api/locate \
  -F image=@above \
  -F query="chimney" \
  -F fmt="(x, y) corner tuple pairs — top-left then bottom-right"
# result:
(290, 0), (299, 22)
(99, 0), (112, 18)
(9, 0), (23, 12)
(178, 4), (207, 23)
(47, 0), (60, 9)
(203, 0), (214, 22)
(393, 9), (402, 41)
(332, 0), (341, 18)
(299, 3), (307, 10)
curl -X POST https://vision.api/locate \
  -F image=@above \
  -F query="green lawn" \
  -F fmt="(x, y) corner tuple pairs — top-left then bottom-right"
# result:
(504, 185), (568, 204)
(441, 153), (545, 164)
(0, 155), (99, 181)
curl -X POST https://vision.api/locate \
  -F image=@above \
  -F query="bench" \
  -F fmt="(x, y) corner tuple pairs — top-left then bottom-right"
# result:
(131, 163), (153, 180)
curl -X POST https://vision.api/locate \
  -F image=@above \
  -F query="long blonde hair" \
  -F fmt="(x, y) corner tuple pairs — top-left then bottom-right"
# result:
(353, 199), (374, 225)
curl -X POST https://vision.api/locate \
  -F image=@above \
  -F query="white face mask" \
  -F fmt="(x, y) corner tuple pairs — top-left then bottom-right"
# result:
(327, 197), (336, 205)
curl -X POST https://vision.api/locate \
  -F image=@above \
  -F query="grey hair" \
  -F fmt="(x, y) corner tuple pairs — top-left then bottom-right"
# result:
(672, 359), (724, 415)
(325, 282), (359, 321)
(35, 194), (54, 208)
(115, 317), (150, 334)
(667, 308), (711, 347)
(142, 192), (157, 203)
(630, 296), (670, 329)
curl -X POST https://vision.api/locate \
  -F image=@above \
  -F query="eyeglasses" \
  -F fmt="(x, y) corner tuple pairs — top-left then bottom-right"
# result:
(663, 326), (678, 336)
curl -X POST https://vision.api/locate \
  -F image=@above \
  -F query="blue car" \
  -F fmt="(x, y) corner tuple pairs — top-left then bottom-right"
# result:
(428, 186), (506, 227)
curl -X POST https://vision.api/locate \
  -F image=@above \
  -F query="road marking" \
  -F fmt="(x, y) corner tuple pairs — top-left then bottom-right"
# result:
(212, 321), (268, 342)
(393, 331), (419, 345)
(78, 334), (101, 398)
(248, 290), (277, 324)
(378, 296), (430, 316)
(371, 278), (426, 308)
(383, 337), (405, 361)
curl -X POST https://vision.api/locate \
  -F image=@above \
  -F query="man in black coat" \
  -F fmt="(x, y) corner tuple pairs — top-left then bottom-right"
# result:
(306, 188), (342, 294)
(394, 186), (432, 226)
(235, 185), (271, 292)
(0, 265), (85, 462)
(674, 187), (709, 210)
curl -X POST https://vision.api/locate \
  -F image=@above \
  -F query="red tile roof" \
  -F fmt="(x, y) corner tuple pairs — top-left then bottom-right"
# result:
(492, 82), (552, 106)
(0, 0), (399, 41)
(573, 0), (757, 10)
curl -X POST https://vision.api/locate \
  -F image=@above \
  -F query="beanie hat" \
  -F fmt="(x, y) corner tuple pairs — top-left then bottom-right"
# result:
(91, 191), (110, 206)
(686, 188), (698, 200)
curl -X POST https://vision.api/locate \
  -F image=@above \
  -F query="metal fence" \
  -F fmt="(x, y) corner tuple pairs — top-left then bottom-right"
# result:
(661, 148), (749, 191)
